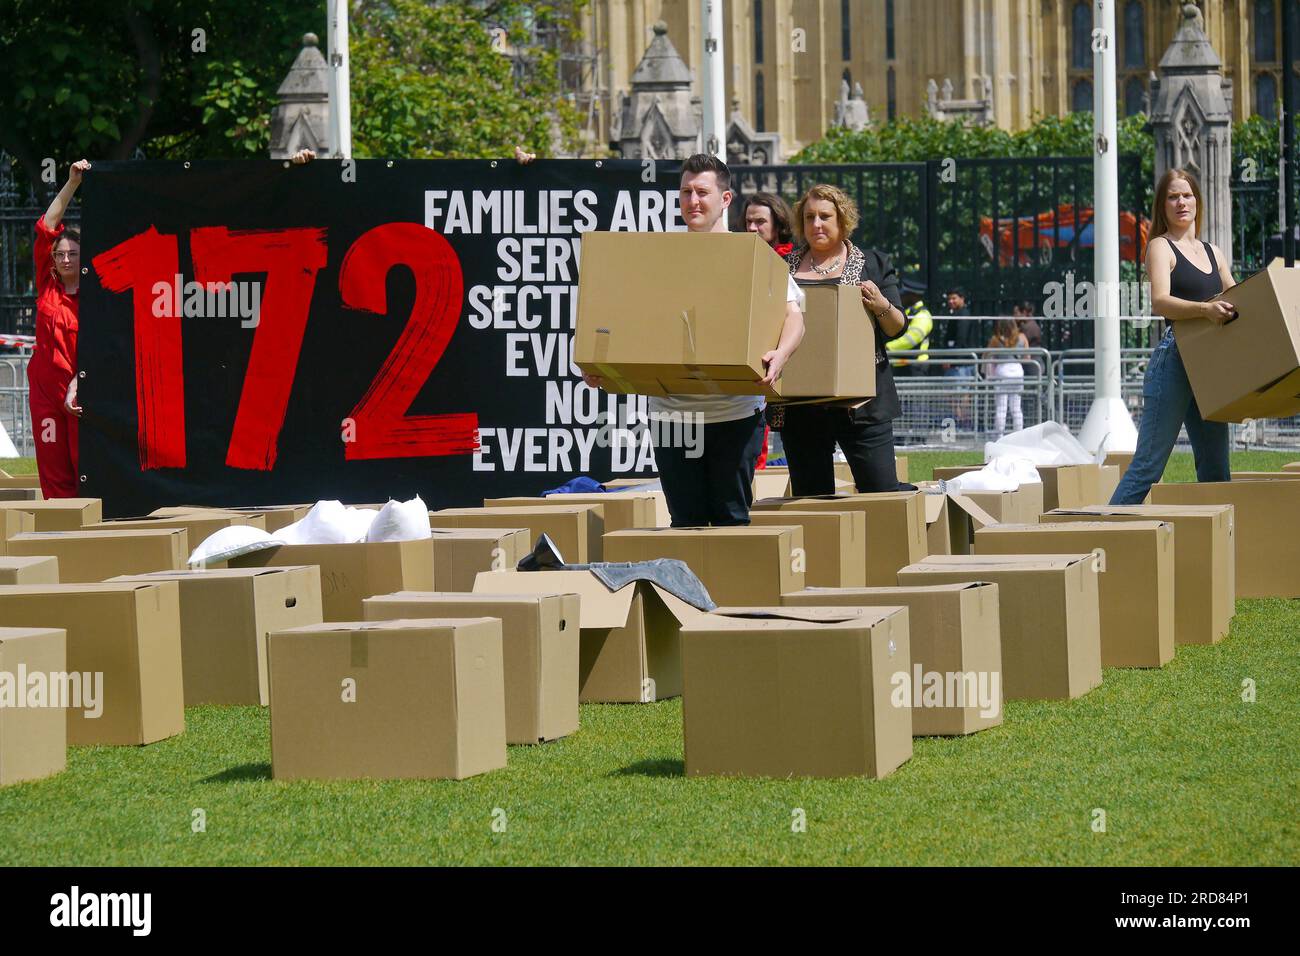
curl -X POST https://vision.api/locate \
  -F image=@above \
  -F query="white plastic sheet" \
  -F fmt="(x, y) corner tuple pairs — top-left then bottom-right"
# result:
(946, 457), (1042, 493)
(983, 422), (1094, 467)
(364, 495), (431, 543)
(187, 525), (284, 567)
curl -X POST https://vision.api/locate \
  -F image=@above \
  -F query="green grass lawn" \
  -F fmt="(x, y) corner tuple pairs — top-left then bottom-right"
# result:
(0, 452), (1296, 866)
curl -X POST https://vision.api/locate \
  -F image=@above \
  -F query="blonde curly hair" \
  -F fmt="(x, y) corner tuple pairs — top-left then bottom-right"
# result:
(792, 183), (860, 246)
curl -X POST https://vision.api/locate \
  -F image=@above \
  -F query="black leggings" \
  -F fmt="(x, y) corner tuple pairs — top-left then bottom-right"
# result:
(781, 406), (899, 496)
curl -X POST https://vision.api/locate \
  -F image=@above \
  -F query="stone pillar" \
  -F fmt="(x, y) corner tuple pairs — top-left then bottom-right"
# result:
(269, 33), (331, 159)
(1149, 3), (1233, 262)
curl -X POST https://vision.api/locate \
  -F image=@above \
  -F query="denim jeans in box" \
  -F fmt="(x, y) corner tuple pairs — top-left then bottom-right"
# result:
(1109, 327), (1231, 505)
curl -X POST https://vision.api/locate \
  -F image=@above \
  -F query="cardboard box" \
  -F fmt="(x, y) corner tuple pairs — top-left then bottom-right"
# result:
(1150, 480), (1300, 597)
(1035, 464), (1105, 511)
(0, 582), (185, 745)
(473, 569), (702, 702)
(430, 528), (531, 591)
(0, 556), (59, 586)
(88, 511), (266, 545)
(575, 231), (791, 398)
(483, 494), (657, 534)
(752, 491), (928, 586)
(960, 484), (1045, 524)
(778, 284), (875, 400)
(1104, 451), (1135, 480)
(1098, 465), (1121, 505)
(109, 567), (323, 706)
(782, 583), (1003, 736)
(229, 539), (435, 620)
(0, 509), (35, 555)
(0, 498), (102, 531)
(919, 489), (998, 555)
(1229, 471), (1300, 481)
(1284, 461), (1300, 473)
(5, 529), (187, 583)
(603, 525), (805, 606)
(753, 469), (854, 498)
(0, 627), (67, 786)
(267, 618), (506, 781)
(432, 505), (604, 563)
(895, 457), (909, 483)
(975, 522), (1174, 668)
(0, 489), (42, 502)
(364, 591), (579, 744)
(215, 505), (313, 534)
(748, 510), (866, 587)
(680, 605), (912, 778)
(1173, 258), (1300, 422)
(898, 554), (1103, 700)
(0, 475), (42, 489)
(1047, 505), (1234, 644)
(600, 482), (672, 526)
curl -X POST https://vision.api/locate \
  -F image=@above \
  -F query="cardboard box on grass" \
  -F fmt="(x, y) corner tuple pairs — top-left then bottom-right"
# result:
(1104, 451), (1135, 481)
(917, 489), (998, 555)
(432, 505), (604, 563)
(0, 556), (59, 585)
(898, 554), (1103, 700)
(603, 525), (804, 606)
(575, 232), (790, 398)
(364, 591), (579, 744)
(747, 510), (866, 587)
(209, 505), (312, 534)
(680, 605), (912, 778)
(0, 627), (66, 786)
(1229, 471), (1300, 481)
(5, 529), (187, 583)
(1047, 505), (1234, 644)
(934, 465), (1097, 513)
(0, 498), (102, 531)
(776, 283), (875, 401)
(483, 494), (656, 534)
(1173, 258), (1300, 422)
(87, 511), (267, 543)
(751, 491), (927, 586)
(0, 474), (42, 489)
(229, 539), (434, 621)
(1150, 479), (1300, 597)
(974, 521), (1174, 668)
(109, 567), (322, 706)
(0, 509), (35, 555)
(600, 482), (672, 527)
(430, 528), (531, 591)
(268, 618), (506, 781)
(1284, 461), (1300, 472)
(474, 569), (702, 702)
(782, 583), (1002, 736)
(0, 582), (184, 745)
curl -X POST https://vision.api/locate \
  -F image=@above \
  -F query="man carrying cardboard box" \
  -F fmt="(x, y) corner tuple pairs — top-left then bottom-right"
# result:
(584, 154), (805, 527)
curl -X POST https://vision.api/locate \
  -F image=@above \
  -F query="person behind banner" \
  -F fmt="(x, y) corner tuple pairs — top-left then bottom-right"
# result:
(29, 159), (91, 499)
(1110, 168), (1235, 505)
(585, 154), (805, 526)
(779, 184), (908, 496)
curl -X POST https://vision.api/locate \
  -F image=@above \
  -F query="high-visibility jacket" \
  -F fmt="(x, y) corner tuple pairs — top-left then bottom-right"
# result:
(887, 300), (932, 366)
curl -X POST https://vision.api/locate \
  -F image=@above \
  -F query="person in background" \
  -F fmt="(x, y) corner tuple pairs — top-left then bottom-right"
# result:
(742, 191), (796, 467)
(585, 154), (805, 526)
(742, 191), (795, 258)
(940, 286), (978, 428)
(780, 183), (907, 495)
(886, 279), (932, 376)
(1013, 301), (1044, 377)
(29, 159), (90, 499)
(985, 318), (1027, 435)
(1109, 168), (1235, 505)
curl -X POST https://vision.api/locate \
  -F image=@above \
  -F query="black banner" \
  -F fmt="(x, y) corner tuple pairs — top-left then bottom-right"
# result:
(79, 159), (682, 518)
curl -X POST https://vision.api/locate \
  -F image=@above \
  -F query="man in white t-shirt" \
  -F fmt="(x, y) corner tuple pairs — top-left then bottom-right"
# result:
(588, 154), (804, 525)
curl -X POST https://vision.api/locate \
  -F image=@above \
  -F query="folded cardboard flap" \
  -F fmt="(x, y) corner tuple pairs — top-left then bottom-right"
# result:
(707, 605), (903, 627)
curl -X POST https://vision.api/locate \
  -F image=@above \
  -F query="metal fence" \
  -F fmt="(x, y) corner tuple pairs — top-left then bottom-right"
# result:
(0, 354), (33, 457)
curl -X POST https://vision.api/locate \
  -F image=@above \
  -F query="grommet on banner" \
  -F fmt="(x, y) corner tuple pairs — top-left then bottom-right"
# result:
(183, 161), (191, 169)
(79, 475), (87, 483)
(386, 161), (393, 168)
(78, 370), (86, 379)
(282, 161), (291, 168)
(80, 267), (87, 275)
(595, 160), (603, 168)
(490, 160), (498, 168)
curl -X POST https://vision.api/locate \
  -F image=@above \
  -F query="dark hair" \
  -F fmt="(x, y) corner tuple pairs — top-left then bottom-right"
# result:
(680, 153), (732, 192)
(1016, 301), (1034, 316)
(742, 191), (793, 245)
(53, 227), (80, 249)
(946, 286), (967, 301)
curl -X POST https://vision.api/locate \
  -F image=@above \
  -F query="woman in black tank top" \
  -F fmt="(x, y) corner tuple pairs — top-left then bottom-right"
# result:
(1110, 169), (1237, 505)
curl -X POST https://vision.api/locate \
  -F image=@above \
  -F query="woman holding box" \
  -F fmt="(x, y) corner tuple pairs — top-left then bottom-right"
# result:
(1109, 168), (1236, 505)
(777, 184), (908, 495)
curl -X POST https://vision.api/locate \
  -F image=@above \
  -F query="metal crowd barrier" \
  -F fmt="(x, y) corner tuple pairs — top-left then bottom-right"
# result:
(0, 354), (32, 458)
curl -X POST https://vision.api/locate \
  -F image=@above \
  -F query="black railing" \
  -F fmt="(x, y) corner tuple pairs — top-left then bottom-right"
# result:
(1, 153), (77, 341)
(1230, 176), (1282, 275)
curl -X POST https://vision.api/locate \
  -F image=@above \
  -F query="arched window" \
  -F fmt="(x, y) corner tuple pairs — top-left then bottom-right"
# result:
(1073, 78), (1094, 113)
(754, 0), (764, 64)
(1071, 2), (1092, 69)
(755, 71), (766, 130)
(1124, 76), (1146, 116)
(886, 0), (896, 60)
(1255, 0), (1277, 62)
(1123, 1), (1146, 68)
(1256, 72), (1278, 120)
(841, 0), (852, 61)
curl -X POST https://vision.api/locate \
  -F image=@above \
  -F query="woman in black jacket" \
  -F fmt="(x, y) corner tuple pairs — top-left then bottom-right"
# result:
(778, 184), (908, 495)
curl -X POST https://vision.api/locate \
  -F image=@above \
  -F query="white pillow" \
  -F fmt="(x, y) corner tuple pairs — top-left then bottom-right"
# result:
(365, 495), (431, 542)
(278, 500), (371, 545)
(188, 526), (284, 567)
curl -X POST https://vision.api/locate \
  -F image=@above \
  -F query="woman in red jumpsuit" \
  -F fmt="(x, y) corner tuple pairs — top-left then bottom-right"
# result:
(30, 159), (89, 499)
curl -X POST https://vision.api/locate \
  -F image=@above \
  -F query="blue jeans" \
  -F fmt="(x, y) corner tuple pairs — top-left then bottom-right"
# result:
(1110, 327), (1231, 505)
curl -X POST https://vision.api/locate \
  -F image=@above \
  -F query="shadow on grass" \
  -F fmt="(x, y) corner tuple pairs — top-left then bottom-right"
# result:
(610, 758), (684, 778)
(201, 763), (272, 784)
